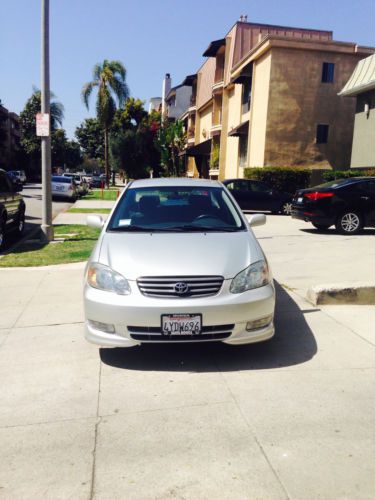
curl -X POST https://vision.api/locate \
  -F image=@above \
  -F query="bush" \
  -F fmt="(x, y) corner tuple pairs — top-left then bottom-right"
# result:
(322, 169), (375, 182)
(243, 167), (311, 194)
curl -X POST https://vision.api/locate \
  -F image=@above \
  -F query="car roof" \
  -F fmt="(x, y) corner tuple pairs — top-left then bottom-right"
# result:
(129, 178), (223, 189)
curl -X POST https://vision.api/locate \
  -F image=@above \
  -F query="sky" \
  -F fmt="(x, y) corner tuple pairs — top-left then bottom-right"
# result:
(2, 0), (375, 139)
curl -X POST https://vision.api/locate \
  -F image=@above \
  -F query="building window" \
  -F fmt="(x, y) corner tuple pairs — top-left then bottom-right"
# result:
(242, 80), (252, 114)
(322, 62), (335, 83)
(239, 134), (248, 166)
(316, 124), (329, 144)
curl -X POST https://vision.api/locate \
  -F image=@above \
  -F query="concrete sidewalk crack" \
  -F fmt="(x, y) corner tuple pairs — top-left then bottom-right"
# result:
(217, 368), (291, 500)
(89, 358), (102, 500)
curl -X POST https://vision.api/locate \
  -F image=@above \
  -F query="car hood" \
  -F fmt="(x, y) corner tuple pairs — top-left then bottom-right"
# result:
(97, 231), (263, 280)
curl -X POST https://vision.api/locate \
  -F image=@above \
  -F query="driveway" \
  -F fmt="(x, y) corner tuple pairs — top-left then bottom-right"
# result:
(0, 217), (375, 499)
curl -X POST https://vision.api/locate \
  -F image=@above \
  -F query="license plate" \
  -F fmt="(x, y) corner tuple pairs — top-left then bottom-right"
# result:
(54, 184), (64, 192)
(161, 314), (202, 335)
(297, 197), (303, 203)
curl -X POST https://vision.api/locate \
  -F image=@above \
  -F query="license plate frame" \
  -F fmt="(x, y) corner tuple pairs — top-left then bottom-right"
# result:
(161, 313), (202, 336)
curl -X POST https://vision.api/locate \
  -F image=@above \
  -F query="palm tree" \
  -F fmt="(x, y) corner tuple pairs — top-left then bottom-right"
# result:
(82, 60), (129, 186)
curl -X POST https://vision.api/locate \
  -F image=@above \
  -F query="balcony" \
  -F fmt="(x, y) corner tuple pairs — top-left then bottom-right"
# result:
(188, 95), (197, 113)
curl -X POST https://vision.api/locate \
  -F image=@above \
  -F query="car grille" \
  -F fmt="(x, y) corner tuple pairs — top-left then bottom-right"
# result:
(128, 324), (234, 342)
(137, 276), (224, 298)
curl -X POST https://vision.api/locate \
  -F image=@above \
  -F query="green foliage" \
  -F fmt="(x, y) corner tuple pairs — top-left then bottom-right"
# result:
(75, 118), (104, 160)
(156, 120), (186, 176)
(110, 102), (161, 179)
(322, 169), (375, 182)
(244, 167), (311, 193)
(210, 142), (220, 169)
(51, 129), (82, 169)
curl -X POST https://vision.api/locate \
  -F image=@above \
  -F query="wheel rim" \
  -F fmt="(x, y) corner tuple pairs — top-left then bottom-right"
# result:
(283, 202), (292, 215)
(341, 213), (360, 232)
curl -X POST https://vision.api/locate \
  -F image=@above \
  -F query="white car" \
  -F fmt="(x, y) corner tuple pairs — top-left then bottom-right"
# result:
(8, 170), (26, 184)
(62, 173), (88, 195)
(51, 175), (77, 200)
(84, 178), (275, 347)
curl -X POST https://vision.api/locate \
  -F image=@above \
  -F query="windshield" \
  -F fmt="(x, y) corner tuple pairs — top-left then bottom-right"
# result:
(108, 186), (245, 232)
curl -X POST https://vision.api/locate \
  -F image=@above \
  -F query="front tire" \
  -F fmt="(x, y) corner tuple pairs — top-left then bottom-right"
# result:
(0, 217), (6, 250)
(335, 211), (363, 235)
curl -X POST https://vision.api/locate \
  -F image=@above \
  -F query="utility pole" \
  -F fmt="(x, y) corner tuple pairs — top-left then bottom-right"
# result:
(40, 0), (54, 241)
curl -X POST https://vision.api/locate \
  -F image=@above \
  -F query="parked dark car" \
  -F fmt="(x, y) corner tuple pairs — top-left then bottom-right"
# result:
(91, 175), (104, 188)
(223, 179), (293, 214)
(291, 177), (375, 234)
(6, 171), (23, 192)
(0, 168), (26, 250)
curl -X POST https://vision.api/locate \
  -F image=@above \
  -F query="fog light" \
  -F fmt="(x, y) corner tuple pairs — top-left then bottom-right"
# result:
(88, 320), (115, 334)
(246, 315), (273, 331)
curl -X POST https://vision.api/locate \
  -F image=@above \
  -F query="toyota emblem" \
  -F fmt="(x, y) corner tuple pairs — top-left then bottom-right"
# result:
(174, 282), (189, 295)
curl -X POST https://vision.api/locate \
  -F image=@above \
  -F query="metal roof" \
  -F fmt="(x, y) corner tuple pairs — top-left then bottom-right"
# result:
(339, 54), (375, 97)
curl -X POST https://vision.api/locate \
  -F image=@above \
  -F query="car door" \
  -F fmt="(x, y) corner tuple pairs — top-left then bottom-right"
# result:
(358, 180), (375, 224)
(0, 172), (17, 226)
(225, 180), (248, 209)
(248, 181), (277, 211)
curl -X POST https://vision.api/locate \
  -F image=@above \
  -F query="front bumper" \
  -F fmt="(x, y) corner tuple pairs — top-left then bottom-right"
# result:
(84, 280), (275, 348)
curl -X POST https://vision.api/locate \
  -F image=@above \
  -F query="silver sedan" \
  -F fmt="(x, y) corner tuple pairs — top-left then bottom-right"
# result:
(84, 178), (275, 347)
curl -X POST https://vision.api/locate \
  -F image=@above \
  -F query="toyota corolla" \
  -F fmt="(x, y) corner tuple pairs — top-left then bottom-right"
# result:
(84, 178), (275, 347)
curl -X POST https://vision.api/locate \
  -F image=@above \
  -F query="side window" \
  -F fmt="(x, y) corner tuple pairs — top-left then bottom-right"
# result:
(322, 62), (335, 83)
(225, 182), (234, 190)
(251, 182), (271, 193)
(0, 174), (11, 193)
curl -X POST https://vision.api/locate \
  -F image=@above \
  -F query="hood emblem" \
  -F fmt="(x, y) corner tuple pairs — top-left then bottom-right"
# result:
(174, 282), (189, 295)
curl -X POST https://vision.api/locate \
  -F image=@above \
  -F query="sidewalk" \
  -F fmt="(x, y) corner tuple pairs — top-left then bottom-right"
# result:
(0, 263), (375, 498)
(53, 198), (116, 225)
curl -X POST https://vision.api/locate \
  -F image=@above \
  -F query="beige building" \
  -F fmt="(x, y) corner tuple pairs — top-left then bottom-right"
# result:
(182, 20), (374, 179)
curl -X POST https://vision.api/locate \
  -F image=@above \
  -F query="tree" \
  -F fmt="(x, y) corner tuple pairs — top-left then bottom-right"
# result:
(19, 89), (64, 176)
(156, 120), (187, 176)
(81, 60), (129, 186)
(51, 129), (82, 169)
(110, 101), (161, 179)
(75, 118), (104, 160)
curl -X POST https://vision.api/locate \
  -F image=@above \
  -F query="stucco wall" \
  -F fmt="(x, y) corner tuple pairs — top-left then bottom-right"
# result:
(264, 47), (361, 168)
(351, 90), (375, 168)
(198, 105), (212, 143)
(248, 52), (272, 166)
(222, 85), (243, 178)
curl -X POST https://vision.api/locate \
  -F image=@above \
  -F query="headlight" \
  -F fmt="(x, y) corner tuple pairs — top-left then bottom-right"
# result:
(230, 260), (270, 294)
(87, 262), (131, 295)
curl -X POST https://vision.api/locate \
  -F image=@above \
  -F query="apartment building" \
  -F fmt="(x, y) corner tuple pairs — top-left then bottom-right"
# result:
(339, 53), (375, 168)
(0, 103), (21, 170)
(182, 20), (374, 179)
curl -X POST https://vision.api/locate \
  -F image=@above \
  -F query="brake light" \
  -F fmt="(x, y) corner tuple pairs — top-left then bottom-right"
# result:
(304, 191), (334, 201)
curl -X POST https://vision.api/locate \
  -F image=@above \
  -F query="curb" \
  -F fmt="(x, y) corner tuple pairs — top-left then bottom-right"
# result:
(307, 283), (375, 305)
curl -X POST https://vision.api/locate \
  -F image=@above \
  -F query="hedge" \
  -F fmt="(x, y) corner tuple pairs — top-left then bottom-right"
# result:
(322, 169), (375, 182)
(243, 167), (311, 194)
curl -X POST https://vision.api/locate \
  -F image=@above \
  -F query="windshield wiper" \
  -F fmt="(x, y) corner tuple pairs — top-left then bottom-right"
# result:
(110, 225), (156, 232)
(167, 225), (240, 232)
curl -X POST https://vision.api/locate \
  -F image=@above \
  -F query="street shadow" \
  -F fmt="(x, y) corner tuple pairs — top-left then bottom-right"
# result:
(100, 282), (318, 372)
(300, 228), (375, 236)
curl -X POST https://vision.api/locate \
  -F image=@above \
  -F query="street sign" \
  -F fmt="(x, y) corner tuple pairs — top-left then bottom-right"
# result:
(36, 113), (50, 136)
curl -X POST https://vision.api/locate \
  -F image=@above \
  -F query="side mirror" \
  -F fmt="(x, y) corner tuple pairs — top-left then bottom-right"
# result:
(248, 213), (266, 227)
(87, 215), (104, 229)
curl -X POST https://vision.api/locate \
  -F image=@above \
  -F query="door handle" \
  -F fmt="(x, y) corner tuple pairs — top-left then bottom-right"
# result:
(361, 196), (370, 200)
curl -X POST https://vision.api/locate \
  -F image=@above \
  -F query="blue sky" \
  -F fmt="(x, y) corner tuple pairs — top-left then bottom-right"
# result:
(1, 0), (375, 138)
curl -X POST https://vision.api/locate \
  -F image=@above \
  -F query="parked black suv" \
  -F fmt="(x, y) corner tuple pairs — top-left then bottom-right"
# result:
(0, 169), (26, 250)
(292, 177), (375, 234)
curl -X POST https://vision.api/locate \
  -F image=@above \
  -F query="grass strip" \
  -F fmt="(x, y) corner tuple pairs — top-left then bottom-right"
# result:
(82, 189), (120, 201)
(67, 208), (111, 214)
(0, 225), (100, 267)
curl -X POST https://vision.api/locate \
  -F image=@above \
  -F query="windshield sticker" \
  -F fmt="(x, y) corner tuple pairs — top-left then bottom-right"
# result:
(118, 219), (131, 226)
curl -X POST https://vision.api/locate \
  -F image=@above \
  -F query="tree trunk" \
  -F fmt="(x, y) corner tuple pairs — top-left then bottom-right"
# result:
(104, 127), (109, 188)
